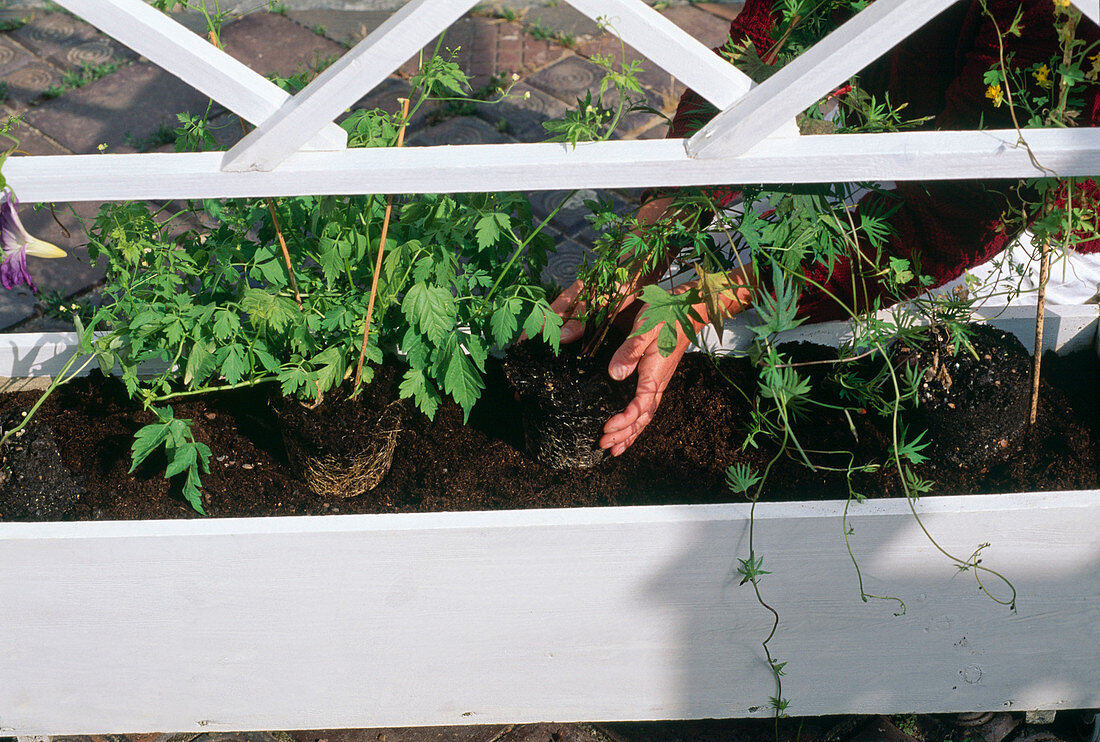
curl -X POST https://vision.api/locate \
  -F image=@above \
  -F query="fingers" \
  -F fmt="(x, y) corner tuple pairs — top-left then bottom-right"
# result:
(550, 279), (586, 344)
(599, 322), (688, 456)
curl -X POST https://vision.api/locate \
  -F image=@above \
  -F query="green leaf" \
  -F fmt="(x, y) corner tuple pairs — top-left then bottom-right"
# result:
(184, 339), (215, 387)
(522, 302), (563, 353)
(490, 297), (522, 346)
(241, 289), (301, 334)
(278, 365), (310, 397)
(130, 416), (173, 472)
(401, 283), (455, 344)
(220, 344), (248, 385)
(398, 366), (441, 420)
(440, 337), (484, 421)
(163, 442), (197, 479)
(475, 213), (502, 249)
(213, 310), (240, 342)
(311, 346), (346, 395)
(633, 284), (702, 357)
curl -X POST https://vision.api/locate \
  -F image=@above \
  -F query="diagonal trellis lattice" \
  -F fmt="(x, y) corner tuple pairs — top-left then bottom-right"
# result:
(4, 0), (1100, 202)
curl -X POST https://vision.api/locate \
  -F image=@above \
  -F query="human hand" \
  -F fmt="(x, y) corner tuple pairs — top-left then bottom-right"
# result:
(549, 278), (586, 344)
(598, 303), (692, 456)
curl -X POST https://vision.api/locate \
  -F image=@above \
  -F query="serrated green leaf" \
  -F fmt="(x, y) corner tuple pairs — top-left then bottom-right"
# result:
(184, 339), (214, 387)
(164, 442), (197, 479)
(490, 297), (521, 346)
(440, 337), (484, 422)
(311, 345), (346, 395)
(278, 365), (310, 396)
(220, 344), (248, 385)
(130, 418), (172, 472)
(213, 310), (240, 342)
(475, 213), (503, 249)
(399, 366), (441, 420)
(401, 283), (455, 344)
(633, 285), (702, 357)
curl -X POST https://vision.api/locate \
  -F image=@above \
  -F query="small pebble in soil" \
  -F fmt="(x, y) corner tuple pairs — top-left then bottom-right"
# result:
(242, 463), (254, 470)
(204, 412), (217, 420)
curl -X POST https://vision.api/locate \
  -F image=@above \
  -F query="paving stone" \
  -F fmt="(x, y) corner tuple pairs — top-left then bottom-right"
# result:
(219, 11), (346, 80)
(291, 726), (508, 742)
(521, 6), (600, 40)
(22, 61), (210, 154)
(694, 2), (746, 23)
(475, 82), (566, 142)
(286, 9), (390, 48)
(9, 12), (98, 59)
(524, 55), (603, 104)
(0, 59), (60, 107)
(0, 35), (34, 76)
(543, 235), (593, 290)
(658, 4), (733, 49)
(401, 17), (566, 90)
(4, 119), (70, 155)
(528, 187), (608, 236)
(10, 12), (134, 73)
(407, 113), (513, 147)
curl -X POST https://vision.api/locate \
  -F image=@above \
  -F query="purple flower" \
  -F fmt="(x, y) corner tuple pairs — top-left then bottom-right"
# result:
(0, 189), (65, 292)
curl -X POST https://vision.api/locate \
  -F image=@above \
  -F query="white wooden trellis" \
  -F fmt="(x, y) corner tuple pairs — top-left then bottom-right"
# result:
(4, 0), (1100, 202)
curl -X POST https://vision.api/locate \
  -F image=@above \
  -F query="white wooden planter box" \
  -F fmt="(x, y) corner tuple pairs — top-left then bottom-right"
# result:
(0, 305), (1097, 735)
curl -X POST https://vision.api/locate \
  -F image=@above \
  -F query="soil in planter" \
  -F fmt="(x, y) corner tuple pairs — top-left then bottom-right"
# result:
(0, 409), (84, 520)
(894, 324), (1031, 470)
(503, 328), (634, 469)
(0, 329), (1094, 522)
(273, 365), (406, 500)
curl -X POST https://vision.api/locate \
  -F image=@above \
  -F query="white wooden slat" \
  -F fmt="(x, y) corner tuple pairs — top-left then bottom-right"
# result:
(1075, 0), (1099, 26)
(1, 490), (1097, 733)
(8, 127), (1100, 201)
(53, 0), (346, 152)
(565, 0), (751, 110)
(220, 0), (479, 172)
(687, 0), (958, 158)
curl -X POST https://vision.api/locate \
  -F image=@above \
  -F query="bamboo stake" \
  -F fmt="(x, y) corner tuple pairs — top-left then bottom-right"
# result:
(353, 97), (411, 391)
(266, 198), (304, 308)
(1029, 237), (1051, 425)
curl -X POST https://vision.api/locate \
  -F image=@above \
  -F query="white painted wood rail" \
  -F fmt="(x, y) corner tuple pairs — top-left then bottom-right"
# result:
(8, 0), (1091, 200)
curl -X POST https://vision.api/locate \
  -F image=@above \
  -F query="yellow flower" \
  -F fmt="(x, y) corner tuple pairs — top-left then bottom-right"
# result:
(1053, 0), (1071, 8)
(1034, 63), (1052, 88)
(985, 83), (1004, 107)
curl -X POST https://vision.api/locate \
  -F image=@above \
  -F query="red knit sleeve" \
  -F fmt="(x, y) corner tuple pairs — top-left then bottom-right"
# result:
(794, 1), (1100, 320)
(667, 0), (779, 139)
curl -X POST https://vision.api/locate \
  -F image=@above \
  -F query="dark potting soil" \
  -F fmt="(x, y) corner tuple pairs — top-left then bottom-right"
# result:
(0, 332), (1096, 522)
(503, 328), (634, 469)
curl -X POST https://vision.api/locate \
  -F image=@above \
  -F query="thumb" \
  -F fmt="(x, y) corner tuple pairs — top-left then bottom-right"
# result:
(608, 326), (656, 381)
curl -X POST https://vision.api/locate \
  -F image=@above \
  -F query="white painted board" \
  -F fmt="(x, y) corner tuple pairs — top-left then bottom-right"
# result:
(0, 491), (1097, 734)
(220, 0), (479, 172)
(7, 127), (1100, 201)
(688, 0), (957, 158)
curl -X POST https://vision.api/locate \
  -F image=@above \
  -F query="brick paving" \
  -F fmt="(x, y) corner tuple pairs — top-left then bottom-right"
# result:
(0, 2), (768, 738)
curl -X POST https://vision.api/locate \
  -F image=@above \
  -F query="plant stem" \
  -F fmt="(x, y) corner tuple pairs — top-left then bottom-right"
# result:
(353, 97), (410, 391)
(0, 350), (95, 450)
(1029, 237), (1051, 425)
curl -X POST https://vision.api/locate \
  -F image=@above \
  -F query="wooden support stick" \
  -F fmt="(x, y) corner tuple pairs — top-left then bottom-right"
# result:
(266, 198), (303, 309)
(353, 97), (411, 391)
(1029, 237), (1051, 425)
